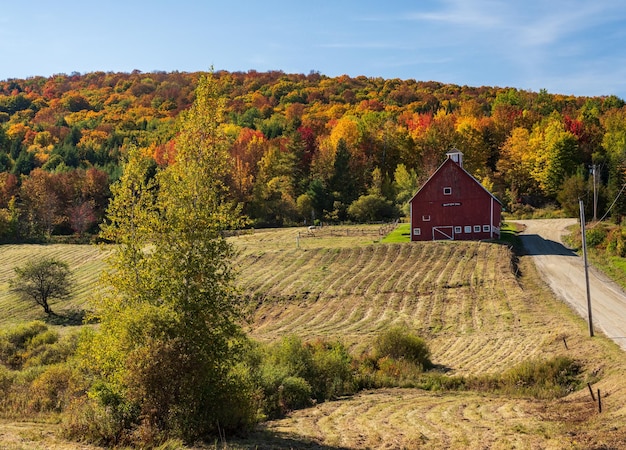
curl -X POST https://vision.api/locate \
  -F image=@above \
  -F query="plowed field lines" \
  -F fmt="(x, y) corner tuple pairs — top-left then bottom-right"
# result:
(235, 239), (557, 377)
(261, 388), (569, 449)
(0, 244), (108, 324)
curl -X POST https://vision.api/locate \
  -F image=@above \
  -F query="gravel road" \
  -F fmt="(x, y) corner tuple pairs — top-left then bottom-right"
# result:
(514, 218), (626, 351)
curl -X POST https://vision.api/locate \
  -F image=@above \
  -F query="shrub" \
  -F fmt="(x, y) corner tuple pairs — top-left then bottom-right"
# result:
(309, 340), (355, 401)
(500, 356), (582, 399)
(0, 364), (14, 397)
(259, 363), (312, 418)
(617, 235), (626, 258)
(374, 327), (432, 370)
(259, 363), (291, 418)
(279, 376), (313, 411)
(61, 396), (129, 447)
(118, 334), (258, 443)
(375, 356), (425, 387)
(417, 373), (468, 391)
(0, 321), (56, 369)
(268, 335), (314, 380)
(258, 336), (356, 417)
(22, 333), (78, 368)
(2, 321), (48, 348)
(28, 364), (84, 413)
(0, 322), (78, 371)
(27, 329), (59, 348)
(585, 226), (607, 248)
(606, 229), (626, 257)
(507, 203), (536, 219)
(348, 194), (400, 222)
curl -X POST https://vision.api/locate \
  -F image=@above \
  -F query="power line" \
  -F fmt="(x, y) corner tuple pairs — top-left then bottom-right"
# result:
(590, 181), (626, 226)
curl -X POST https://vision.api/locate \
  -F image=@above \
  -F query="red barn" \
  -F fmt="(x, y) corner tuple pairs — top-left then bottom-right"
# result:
(409, 150), (502, 241)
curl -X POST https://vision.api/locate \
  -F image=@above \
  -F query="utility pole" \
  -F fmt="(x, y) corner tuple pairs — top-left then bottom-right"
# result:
(579, 199), (594, 337)
(590, 165), (598, 221)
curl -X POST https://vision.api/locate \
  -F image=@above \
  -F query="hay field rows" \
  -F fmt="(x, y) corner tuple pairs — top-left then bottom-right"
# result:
(231, 226), (626, 449)
(1, 225), (625, 448)
(234, 227), (565, 376)
(0, 244), (109, 326)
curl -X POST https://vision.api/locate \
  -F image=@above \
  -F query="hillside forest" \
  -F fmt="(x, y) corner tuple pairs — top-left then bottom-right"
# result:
(1, 70), (626, 239)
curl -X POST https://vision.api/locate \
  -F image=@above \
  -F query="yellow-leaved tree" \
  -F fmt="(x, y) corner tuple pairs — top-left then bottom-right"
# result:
(68, 73), (255, 446)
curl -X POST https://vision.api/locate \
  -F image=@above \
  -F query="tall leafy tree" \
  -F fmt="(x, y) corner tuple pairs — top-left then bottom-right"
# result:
(20, 169), (62, 237)
(497, 127), (541, 202)
(533, 115), (581, 197)
(601, 109), (626, 221)
(330, 138), (357, 205)
(393, 163), (419, 215)
(79, 73), (254, 444)
(307, 178), (332, 221)
(250, 144), (298, 225)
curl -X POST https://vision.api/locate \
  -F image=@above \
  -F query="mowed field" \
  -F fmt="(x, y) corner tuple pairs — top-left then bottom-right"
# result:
(1, 225), (626, 449)
(0, 244), (110, 327)
(231, 226), (626, 449)
(234, 226), (585, 374)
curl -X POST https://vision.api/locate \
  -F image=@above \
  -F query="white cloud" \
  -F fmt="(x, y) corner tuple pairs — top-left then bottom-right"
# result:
(405, 0), (505, 28)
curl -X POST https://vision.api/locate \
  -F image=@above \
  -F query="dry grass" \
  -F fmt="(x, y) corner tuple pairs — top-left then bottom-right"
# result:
(0, 244), (109, 327)
(0, 419), (106, 450)
(235, 229), (559, 376)
(228, 226), (626, 449)
(1, 225), (626, 448)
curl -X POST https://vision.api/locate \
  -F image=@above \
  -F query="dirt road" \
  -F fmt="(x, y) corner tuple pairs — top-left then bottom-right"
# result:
(514, 218), (626, 351)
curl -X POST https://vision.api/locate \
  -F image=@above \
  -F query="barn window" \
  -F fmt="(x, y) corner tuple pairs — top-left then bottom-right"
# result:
(474, 225), (481, 232)
(483, 225), (490, 232)
(443, 187), (452, 195)
(454, 226), (462, 233)
(413, 228), (421, 236)
(464, 226), (472, 233)
(422, 215), (431, 221)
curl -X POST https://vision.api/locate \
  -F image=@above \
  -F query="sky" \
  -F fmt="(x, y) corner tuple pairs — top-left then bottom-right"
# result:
(2, 0), (626, 99)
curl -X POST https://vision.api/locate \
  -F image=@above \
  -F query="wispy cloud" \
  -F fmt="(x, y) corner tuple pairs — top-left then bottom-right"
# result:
(319, 42), (413, 50)
(404, 0), (505, 28)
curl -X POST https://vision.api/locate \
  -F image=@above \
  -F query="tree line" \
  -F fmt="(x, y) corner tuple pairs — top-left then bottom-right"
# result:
(1, 70), (626, 240)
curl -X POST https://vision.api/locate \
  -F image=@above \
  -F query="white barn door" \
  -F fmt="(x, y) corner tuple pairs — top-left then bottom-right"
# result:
(432, 226), (454, 240)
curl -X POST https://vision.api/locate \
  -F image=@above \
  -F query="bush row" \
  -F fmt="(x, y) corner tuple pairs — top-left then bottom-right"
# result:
(0, 322), (584, 446)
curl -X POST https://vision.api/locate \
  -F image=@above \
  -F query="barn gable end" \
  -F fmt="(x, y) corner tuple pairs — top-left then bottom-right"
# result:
(409, 151), (502, 241)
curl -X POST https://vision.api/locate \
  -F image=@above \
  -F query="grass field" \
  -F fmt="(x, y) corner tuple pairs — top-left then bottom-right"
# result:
(1, 224), (626, 448)
(0, 244), (110, 327)
(230, 225), (626, 449)
(380, 222), (411, 243)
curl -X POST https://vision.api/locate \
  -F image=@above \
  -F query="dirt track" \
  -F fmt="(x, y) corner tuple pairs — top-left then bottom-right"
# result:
(515, 218), (626, 351)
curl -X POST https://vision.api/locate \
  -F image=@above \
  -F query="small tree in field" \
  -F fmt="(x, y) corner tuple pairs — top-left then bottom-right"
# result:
(10, 257), (72, 316)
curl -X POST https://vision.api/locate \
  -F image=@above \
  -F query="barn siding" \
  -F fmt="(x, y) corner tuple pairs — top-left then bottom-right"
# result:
(409, 158), (502, 241)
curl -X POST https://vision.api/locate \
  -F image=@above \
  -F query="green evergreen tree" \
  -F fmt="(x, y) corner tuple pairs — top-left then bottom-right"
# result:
(330, 138), (357, 205)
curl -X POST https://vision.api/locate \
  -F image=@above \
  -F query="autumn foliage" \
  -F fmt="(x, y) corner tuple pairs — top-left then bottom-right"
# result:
(1, 70), (625, 238)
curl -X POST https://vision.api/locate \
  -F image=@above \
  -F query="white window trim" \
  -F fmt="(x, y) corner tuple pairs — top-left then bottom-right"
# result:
(454, 226), (462, 233)
(483, 225), (490, 232)
(443, 187), (452, 195)
(422, 215), (431, 221)
(473, 225), (481, 232)
(413, 228), (421, 236)
(464, 226), (472, 233)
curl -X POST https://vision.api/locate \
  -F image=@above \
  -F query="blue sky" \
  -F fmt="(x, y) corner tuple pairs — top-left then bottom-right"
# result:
(2, 1), (626, 99)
